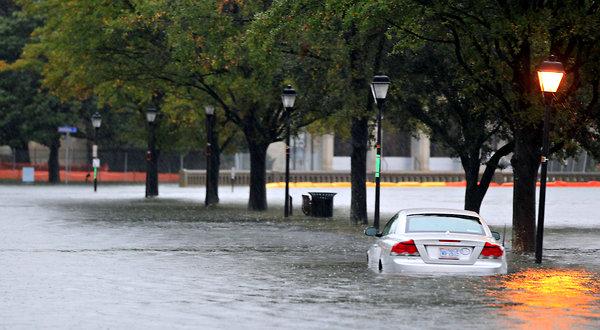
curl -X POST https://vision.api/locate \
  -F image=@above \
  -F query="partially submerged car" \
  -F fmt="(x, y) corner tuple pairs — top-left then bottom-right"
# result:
(365, 208), (507, 275)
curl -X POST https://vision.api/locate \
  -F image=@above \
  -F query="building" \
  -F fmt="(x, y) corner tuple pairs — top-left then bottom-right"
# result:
(266, 131), (462, 172)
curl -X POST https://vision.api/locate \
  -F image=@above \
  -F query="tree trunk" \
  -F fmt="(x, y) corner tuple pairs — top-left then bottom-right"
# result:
(146, 150), (159, 197)
(48, 136), (60, 184)
(205, 113), (220, 206)
(350, 115), (369, 224)
(205, 143), (220, 205)
(146, 123), (159, 197)
(248, 141), (268, 211)
(463, 142), (514, 213)
(463, 160), (482, 212)
(511, 129), (540, 252)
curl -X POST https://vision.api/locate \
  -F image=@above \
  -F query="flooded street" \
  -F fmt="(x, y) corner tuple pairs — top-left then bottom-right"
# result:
(1, 185), (598, 329)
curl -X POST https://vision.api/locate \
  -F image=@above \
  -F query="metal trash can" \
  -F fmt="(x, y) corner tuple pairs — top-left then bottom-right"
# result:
(308, 192), (337, 217)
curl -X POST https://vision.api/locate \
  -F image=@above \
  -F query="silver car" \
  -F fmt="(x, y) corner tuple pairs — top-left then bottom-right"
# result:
(365, 208), (507, 275)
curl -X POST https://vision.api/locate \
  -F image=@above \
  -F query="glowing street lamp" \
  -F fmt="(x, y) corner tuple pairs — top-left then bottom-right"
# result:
(538, 59), (565, 93)
(535, 56), (564, 264)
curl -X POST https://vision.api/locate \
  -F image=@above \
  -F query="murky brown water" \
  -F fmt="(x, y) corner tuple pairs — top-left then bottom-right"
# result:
(0, 185), (598, 329)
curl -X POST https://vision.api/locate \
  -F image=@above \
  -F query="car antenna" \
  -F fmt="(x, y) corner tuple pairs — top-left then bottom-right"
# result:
(502, 224), (506, 247)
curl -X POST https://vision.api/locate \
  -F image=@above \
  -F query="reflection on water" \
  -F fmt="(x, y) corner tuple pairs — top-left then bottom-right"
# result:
(494, 269), (600, 329)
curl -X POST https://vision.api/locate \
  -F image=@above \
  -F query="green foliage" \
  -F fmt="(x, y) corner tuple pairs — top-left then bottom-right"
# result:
(18, 0), (322, 155)
(387, 43), (509, 159)
(251, 0), (391, 124)
(0, 1), (79, 150)
(0, 0), (37, 63)
(384, 0), (600, 144)
(15, 0), (600, 162)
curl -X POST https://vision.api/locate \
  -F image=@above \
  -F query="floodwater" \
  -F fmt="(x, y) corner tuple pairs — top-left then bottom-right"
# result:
(0, 185), (598, 329)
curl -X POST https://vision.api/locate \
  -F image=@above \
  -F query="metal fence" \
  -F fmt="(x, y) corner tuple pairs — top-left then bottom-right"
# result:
(0, 147), (237, 173)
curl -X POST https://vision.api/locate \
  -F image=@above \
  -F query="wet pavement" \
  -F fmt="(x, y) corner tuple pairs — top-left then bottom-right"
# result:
(0, 185), (598, 329)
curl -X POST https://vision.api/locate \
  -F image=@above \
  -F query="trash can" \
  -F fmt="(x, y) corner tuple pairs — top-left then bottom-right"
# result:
(308, 192), (337, 217)
(302, 195), (312, 216)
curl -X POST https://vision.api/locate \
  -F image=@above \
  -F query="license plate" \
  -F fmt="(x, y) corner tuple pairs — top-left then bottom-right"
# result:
(439, 247), (460, 259)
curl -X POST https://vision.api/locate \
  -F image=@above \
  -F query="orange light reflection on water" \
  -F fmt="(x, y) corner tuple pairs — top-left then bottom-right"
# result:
(491, 268), (600, 329)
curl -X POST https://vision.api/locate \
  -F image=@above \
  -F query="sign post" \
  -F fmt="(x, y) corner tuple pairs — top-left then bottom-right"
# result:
(57, 126), (78, 184)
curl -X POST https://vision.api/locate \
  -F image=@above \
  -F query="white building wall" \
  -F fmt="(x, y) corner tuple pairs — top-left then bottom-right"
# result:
(381, 157), (413, 171)
(321, 134), (334, 171)
(266, 131), (461, 173)
(267, 132), (328, 172)
(410, 131), (430, 171)
(267, 142), (285, 172)
(0, 146), (11, 158)
(430, 157), (463, 172)
(332, 156), (351, 171)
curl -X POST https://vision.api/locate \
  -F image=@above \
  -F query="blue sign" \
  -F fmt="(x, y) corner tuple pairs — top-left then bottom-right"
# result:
(22, 167), (35, 183)
(57, 126), (78, 134)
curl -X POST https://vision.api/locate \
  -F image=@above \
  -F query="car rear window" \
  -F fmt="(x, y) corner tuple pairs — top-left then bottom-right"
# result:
(406, 214), (484, 235)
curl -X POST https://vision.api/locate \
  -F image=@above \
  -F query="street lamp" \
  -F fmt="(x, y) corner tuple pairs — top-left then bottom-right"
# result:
(146, 106), (159, 198)
(282, 85), (297, 217)
(204, 104), (218, 206)
(91, 112), (102, 192)
(146, 107), (158, 123)
(371, 75), (391, 230)
(535, 56), (564, 264)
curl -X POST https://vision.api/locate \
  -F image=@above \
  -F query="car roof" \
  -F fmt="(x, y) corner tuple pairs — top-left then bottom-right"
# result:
(400, 208), (481, 218)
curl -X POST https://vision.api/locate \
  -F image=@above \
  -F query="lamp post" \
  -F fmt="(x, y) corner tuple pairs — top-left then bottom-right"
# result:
(282, 85), (297, 217)
(204, 104), (218, 206)
(535, 56), (564, 264)
(371, 75), (391, 230)
(91, 112), (102, 192)
(145, 106), (159, 198)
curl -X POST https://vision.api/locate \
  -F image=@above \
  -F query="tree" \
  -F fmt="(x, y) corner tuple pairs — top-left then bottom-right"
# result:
(0, 1), (82, 182)
(166, 1), (334, 210)
(388, 44), (514, 213)
(252, 0), (393, 223)
(385, 0), (600, 251)
(20, 0), (330, 209)
(0, 0), (39, 162)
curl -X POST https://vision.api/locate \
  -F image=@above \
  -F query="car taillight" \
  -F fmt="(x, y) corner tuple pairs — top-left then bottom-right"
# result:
(479, 242), (504, 259)
(391, 240), (420, 256)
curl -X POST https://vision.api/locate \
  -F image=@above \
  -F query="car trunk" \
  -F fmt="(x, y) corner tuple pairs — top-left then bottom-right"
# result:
(413, 237), (486, 265)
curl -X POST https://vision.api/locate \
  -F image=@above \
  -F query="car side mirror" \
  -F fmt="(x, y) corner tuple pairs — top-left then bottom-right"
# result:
(364, 226), (380, 237)
(491, 231), (501, 241)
